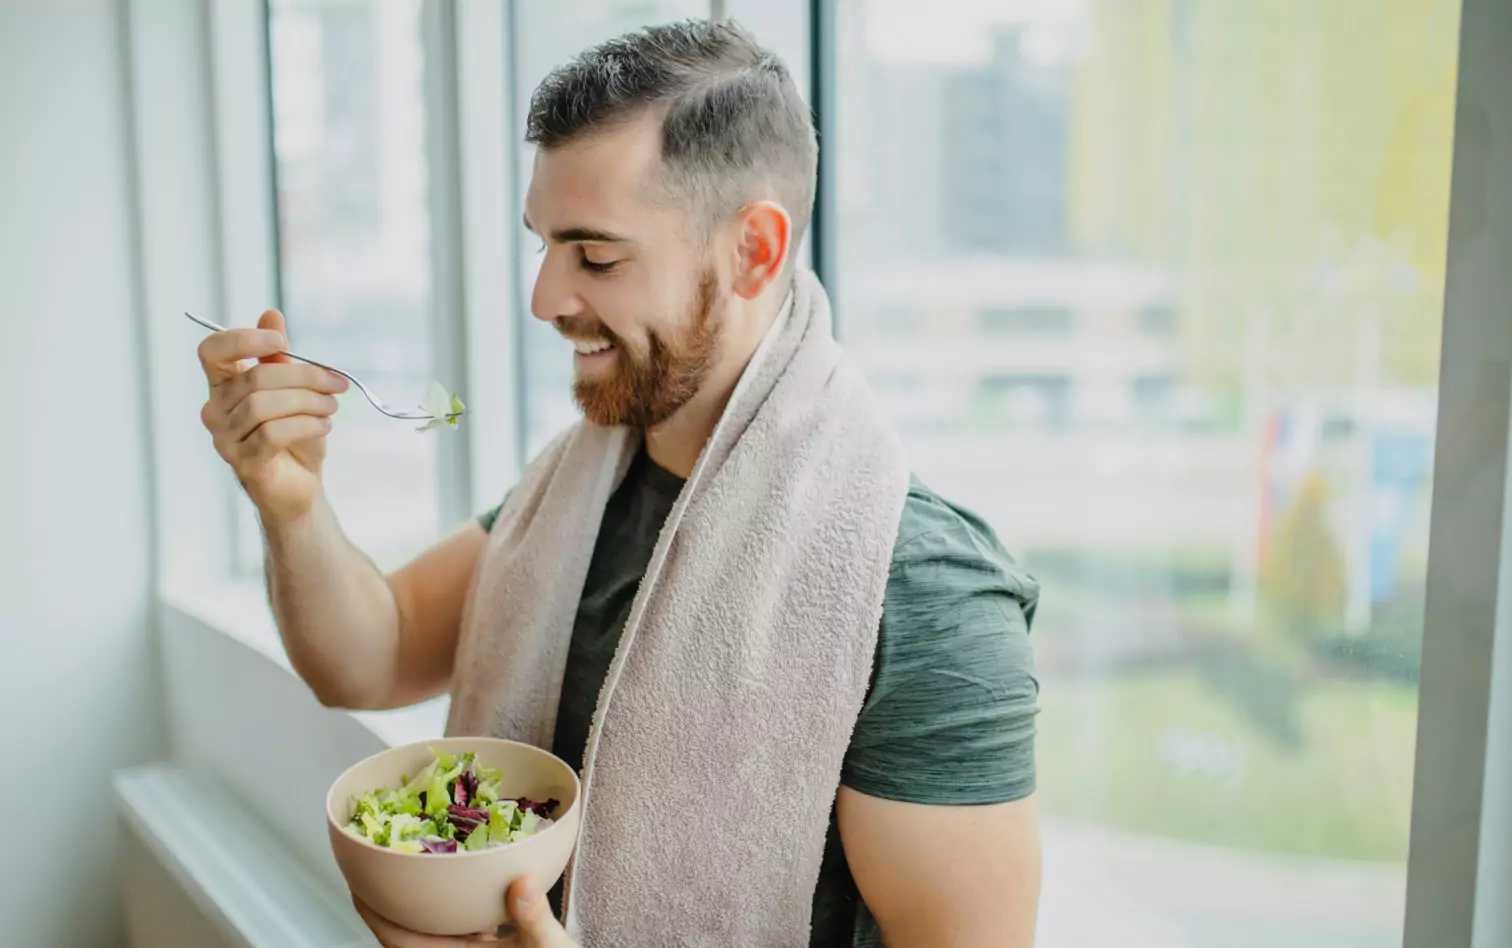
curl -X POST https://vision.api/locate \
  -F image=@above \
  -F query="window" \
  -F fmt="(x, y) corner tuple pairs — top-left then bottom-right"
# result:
(256, 0), (440, 570)
(118, 1), (1510, 945)
(977, 305), (1076, 334)
(1137, 302), (1178, 336)
(831, 1), (1461, 944)
(1129, 373), (1177, 423)
(976, 373), (1074, 430)
(940, 27), (1071, 255)
(510, 0), (714, 463)
(874, 306), (918, 333)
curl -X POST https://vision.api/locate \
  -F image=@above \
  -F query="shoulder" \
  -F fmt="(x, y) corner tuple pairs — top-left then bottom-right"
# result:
(879, 479), (1039, 690)
(840, 479), (1040, 806)
(887, 478), (1040, 615)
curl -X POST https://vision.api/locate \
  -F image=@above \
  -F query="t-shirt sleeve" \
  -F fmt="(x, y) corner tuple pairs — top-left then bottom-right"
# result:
(477, 504), (502, 534)
(840, 510), (1040, 806)
(477, 489), (510, 533)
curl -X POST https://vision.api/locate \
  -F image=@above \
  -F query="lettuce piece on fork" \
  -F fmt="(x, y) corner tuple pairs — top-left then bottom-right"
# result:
(416, 380), (465, 432)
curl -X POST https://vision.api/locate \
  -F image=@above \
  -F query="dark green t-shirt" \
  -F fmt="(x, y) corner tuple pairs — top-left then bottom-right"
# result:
(478, 449), (1039, 947)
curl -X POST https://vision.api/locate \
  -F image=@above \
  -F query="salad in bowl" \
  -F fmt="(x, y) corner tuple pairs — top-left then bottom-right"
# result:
(343, 747), (560, 854)
(326, 737), (579, 936)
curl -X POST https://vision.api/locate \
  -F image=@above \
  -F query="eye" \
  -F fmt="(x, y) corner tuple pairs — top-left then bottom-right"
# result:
(579, 249), (620, 274)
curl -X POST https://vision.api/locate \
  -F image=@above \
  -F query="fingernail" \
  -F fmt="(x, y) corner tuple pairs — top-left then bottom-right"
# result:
(516, 878), (541, 905)
(328, 372), (348, 389)
(260, 330), (286, 350)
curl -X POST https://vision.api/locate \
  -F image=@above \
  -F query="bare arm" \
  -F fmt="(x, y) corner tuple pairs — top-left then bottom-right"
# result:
(837, 788), (1041, 948)
(197, 309), (487, 710)
(264, 505), (486, 710)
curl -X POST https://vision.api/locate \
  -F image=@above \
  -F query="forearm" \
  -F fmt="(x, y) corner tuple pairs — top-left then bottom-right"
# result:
(263, 494), (403, 709)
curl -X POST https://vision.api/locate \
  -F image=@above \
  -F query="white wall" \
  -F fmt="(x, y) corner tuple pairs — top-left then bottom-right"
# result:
(0, 3), (165, 947)
(121, 832), (240, 948)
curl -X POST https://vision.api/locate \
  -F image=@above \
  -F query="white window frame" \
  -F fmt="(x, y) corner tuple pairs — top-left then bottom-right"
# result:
(452, 0), (522, 513)
(121, 1), (1511, 946)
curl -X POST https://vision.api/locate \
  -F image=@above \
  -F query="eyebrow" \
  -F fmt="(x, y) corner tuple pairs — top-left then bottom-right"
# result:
(522, 215), (630, 245)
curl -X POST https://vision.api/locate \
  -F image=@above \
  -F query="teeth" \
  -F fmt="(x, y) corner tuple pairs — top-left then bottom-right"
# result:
(572, 339), (614, 355)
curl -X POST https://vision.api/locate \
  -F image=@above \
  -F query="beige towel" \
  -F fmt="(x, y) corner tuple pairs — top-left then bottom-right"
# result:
(446, 269), (910, 946)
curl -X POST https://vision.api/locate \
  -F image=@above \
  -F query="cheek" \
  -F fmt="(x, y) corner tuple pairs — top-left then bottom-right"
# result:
(591, 276), (674, 349)
(583, 297), (647, 354)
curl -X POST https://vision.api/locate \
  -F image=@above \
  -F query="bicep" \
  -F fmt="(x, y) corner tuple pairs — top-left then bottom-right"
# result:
(844, 590), (1039, 805)
(837, 788), (1041, 948)
(383, 521), (488, 707)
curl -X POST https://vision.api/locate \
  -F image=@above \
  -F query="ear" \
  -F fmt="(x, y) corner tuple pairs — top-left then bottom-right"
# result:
(730, 200), (792, 301)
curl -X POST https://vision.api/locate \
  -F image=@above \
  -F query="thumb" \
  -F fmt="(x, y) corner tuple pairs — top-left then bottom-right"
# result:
(256, 309), (291, 364)
(506, 876), (572, 947)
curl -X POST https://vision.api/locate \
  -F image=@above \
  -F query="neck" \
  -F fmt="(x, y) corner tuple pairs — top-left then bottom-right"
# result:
(642, 283), (787, 477)
(643, 397), (723, 478)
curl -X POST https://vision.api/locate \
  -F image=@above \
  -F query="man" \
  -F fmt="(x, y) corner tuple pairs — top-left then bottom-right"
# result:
(196, 20), (1039, 948)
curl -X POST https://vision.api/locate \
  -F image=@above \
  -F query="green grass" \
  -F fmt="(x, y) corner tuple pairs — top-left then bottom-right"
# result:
(1037, 666), (1418, 861)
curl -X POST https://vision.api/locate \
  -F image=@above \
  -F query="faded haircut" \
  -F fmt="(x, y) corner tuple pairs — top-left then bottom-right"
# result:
(525, 19), (817, 250)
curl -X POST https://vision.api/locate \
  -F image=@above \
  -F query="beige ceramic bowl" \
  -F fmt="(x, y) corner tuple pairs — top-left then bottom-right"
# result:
(326, 737), (581, 936)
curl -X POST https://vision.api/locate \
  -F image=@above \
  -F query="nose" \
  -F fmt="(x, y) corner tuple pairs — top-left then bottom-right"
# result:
(529, 250), (585, 325)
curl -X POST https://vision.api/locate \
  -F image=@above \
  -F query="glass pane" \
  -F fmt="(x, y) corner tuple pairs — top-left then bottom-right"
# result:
(510, 0), (711, 463)
(255, 0), (439, 570)
(832, 1), (1460, 945)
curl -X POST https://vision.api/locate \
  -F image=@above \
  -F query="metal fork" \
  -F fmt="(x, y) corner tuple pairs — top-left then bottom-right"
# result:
(183, 311), (464, 423)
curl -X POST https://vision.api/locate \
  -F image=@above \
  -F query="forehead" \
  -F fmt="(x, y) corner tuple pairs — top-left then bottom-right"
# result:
(524, 115), (670, 230)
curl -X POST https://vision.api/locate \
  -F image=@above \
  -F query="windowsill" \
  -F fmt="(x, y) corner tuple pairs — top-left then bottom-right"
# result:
(160, 577), (450, 749)
(152, 575), (453, 905)
(115, 763), (375, 948)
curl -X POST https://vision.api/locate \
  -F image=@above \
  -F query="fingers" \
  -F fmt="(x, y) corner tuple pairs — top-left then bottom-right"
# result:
(237, 415), (332, 467)
(201, 362), (347, 446)
(197, 327), (287, 383)
(505, 877), (574, 947)
(221, 361), (349, 403)
(352, 895), (512, 947)
(225, 389), (340, 442)
(256, 308), (286, 336)
(256, 309), (292, 365)
(353, 895), (455, 946)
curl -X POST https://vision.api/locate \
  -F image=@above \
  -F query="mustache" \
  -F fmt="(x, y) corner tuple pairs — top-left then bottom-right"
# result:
(553, 316), (621, 346)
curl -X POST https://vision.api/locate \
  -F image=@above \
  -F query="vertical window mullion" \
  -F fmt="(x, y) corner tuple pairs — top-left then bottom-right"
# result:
(421, 0), (472, 528)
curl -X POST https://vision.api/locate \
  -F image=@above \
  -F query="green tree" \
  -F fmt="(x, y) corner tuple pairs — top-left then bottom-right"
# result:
(1260, 471), (1348, 644)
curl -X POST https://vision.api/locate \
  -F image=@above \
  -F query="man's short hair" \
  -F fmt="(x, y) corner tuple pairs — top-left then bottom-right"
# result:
(526, 19), (818, 248)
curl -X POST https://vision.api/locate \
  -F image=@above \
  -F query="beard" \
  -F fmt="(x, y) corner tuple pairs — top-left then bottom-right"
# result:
(560, 269), (721, 429)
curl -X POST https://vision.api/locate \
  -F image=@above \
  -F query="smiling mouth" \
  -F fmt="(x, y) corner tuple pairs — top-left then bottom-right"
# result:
(570, 338), (616, 355)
